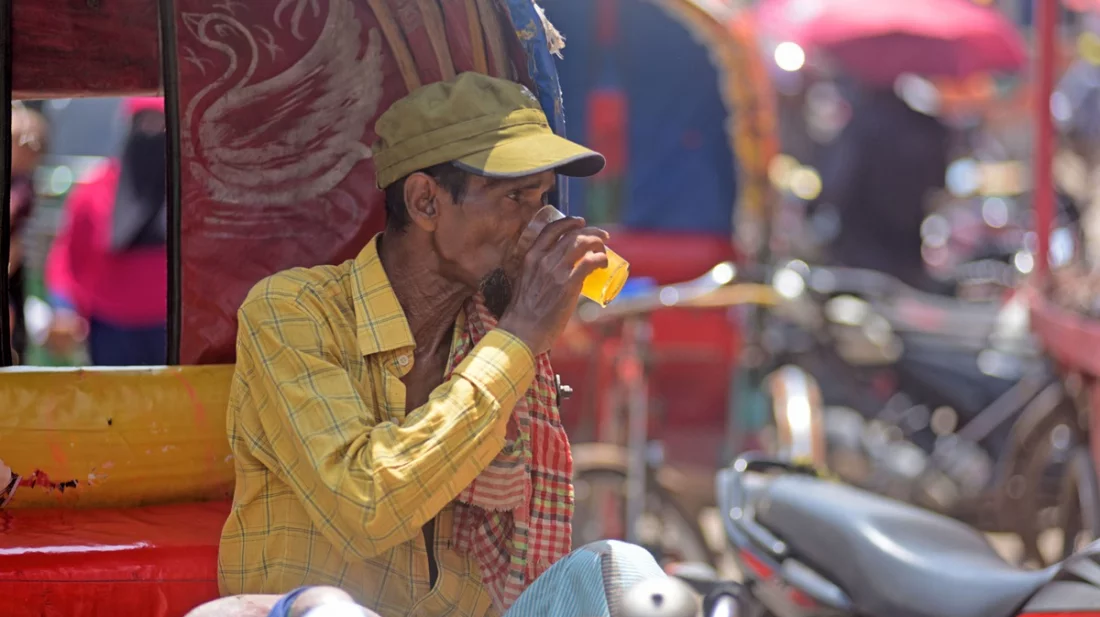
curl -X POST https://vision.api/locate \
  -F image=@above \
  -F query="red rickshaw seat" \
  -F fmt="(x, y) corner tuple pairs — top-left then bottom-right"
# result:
(0, 501), (230, 617)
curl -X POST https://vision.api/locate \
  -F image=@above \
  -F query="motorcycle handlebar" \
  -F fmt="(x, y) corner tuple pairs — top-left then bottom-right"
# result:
(703, 592), (740, 617)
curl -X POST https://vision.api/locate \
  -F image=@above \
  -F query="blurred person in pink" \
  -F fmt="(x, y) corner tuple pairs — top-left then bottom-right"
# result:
(44, 97), (168, 365)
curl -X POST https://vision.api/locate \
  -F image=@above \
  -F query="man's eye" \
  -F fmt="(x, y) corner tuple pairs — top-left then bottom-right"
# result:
(507, 191), (521, 202)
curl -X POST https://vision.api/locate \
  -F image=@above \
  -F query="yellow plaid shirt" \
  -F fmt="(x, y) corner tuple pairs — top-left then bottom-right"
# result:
(219, 235), (537, 617)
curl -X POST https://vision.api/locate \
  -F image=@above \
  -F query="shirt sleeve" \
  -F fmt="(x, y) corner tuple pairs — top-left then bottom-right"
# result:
(234, 285), (536, 561)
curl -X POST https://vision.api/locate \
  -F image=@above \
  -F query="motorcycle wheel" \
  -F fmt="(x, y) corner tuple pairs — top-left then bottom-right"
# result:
(571, 467), (713, 568)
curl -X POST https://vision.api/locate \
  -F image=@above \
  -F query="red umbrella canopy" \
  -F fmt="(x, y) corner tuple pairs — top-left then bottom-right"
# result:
(756, 0), (1028, 85)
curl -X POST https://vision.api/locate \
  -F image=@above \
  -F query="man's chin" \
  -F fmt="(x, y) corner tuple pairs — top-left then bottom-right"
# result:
(482, 287), (511, 320)
(479, 269), (513, 320)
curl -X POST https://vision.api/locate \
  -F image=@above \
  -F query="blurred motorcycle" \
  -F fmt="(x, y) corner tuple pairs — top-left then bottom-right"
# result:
(716, 454), (1100, 617)
(569, 257), (1095, 568)
(730, 260), (1093, 564)
(919, 189), (1082, 298)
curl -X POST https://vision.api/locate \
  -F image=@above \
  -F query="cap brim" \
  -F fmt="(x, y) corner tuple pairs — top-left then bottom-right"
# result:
(452, 132), (606, 180)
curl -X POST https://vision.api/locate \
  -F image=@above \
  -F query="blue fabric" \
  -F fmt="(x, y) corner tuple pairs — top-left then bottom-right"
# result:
(616, 276), (658, 302)
(257, 542), (663, 617)
(505, 0), (572, 211)
(505, 540), (666, 617)
(267, 587), (313, 617)
(541, 0), (738, 235)
(87, 318), (167, 366)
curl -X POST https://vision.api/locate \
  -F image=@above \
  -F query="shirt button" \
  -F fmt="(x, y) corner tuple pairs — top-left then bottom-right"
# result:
(397, 354), (410, 367)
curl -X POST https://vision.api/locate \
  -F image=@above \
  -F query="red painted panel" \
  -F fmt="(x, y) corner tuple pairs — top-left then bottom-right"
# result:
(1028, 287), (1100, 378)
(12, 0), (160, 99)
(0, 501), (229, 617)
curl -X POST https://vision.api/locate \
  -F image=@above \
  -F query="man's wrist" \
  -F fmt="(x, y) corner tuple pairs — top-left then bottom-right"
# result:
(495, 315), (539, 354)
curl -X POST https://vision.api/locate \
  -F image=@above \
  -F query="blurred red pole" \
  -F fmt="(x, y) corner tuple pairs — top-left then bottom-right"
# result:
(596, 0), (618, 45)
(1033, 0), (1058, 278)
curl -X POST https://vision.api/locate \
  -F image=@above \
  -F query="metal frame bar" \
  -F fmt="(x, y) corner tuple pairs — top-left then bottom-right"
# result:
(0, 0), (13, 367)
(157, 0), (183, 365)
(1033, 0), (1058, 278)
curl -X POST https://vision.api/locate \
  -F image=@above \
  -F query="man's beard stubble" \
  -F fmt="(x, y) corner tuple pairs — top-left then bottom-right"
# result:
(479, 268), (513, 320)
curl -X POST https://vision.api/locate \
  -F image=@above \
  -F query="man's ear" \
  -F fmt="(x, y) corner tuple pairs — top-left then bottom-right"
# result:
(403, 172), (441, 232)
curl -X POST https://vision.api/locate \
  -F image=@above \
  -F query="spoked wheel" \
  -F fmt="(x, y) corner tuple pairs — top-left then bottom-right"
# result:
(571, 467), (712, 568)
(1004, 384), (1087, 567)
(1057, 448), (1100, 560)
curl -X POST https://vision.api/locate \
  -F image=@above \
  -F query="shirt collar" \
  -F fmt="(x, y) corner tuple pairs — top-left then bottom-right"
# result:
(351, 234), (416, 358)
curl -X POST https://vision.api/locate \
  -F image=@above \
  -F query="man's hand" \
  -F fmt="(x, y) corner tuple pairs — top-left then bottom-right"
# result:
(44, 309), (88, 356)
(498, 217), (609, 355)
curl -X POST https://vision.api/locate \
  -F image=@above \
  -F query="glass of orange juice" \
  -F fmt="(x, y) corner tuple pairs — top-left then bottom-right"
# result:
(518, 206), (629, 307)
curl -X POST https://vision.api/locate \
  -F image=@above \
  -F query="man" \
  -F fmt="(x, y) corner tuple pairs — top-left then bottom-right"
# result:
(211, 73), (665, 617)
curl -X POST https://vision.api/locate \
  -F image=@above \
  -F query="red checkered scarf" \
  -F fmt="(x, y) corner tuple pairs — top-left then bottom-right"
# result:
(448, 298), (574, 612)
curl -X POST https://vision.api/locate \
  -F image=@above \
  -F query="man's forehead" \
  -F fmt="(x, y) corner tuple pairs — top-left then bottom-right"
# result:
(478, 171), (556, 191)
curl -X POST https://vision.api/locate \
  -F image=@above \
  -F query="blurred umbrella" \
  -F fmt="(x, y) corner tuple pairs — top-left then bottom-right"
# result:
(755, 0), (1027, 85)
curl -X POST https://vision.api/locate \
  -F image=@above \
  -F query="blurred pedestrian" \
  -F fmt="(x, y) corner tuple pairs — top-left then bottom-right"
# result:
(44, 97), (167, 366)
(813, 87), (950, 292)
(7, 104), (47, 363)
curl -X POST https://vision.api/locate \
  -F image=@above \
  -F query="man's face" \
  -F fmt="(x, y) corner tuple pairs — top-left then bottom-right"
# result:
(431, 170), (555, 317)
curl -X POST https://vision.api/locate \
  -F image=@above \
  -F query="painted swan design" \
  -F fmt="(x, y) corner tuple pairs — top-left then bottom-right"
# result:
(181, 0), (384, 207)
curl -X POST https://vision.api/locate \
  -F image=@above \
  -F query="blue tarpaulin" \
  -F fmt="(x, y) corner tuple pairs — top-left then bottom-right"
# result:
(542, 0), (738, 236)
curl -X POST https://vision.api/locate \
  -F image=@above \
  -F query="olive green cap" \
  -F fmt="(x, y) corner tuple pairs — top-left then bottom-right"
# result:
(373, 72), (605, 189)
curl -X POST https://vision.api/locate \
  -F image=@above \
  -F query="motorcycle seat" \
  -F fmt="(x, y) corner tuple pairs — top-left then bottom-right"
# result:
(753, 474), (1054, 617)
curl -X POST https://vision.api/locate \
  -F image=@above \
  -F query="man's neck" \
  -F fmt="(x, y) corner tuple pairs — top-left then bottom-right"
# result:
(378, 231), (470, 355)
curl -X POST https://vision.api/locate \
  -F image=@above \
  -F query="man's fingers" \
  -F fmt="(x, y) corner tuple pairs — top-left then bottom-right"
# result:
(528, 216), (586, 259)
(560, 234), (607, 267)
(568, 251), (611, 287)
(546, 227), (608, 266)
(584, 227), (611, 243)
